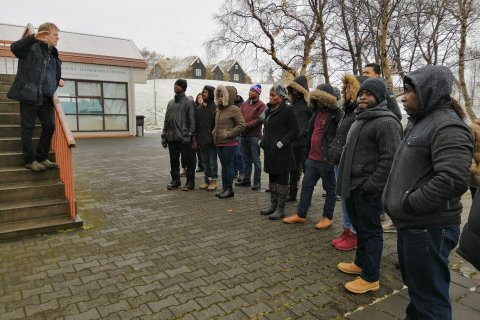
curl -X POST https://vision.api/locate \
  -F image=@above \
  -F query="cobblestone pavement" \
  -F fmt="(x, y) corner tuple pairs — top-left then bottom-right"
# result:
(0, 133), (479, 320)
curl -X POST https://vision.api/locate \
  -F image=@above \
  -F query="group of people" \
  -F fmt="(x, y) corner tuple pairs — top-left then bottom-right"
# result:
(161, 63), (477, 320)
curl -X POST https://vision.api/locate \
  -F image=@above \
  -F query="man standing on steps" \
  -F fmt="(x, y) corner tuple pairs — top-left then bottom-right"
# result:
(8, 22), (64, 172)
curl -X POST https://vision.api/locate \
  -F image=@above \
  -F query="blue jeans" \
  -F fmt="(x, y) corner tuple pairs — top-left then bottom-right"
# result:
(241, 136), (262, 184)
(217, 146), (236, 189)
(334, 165), (355, 233)
(297, 159), (336, 219)
(345, 188), (383, 282)
(397, 226), (460, 320)
(199, 146), (218, 183)
(233, 137), (244, 176)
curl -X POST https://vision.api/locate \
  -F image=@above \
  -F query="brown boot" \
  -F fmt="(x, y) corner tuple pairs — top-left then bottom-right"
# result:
(345, 277), (380, 294)
(207, 179), (217, 191)
(315, 217), (333, 229)
(282, 214), (306, 224)
(337, 262), (362, 275)
(199, 183), (209, 190)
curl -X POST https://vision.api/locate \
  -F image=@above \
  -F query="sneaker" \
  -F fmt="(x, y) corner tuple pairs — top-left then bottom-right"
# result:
(282, 214), (306, 224)
(331, 228), (349, 246)
(382, 221), (397, 233)
(25, 161), (46, 172)
(39, 159), (58, 169)
(337, 262), (362, 275)
(345, 277), (380, 294)
(315, 217), (332, 229)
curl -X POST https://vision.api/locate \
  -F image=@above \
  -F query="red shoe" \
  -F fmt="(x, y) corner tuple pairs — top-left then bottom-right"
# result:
(331, 227), (349, 246)
(335, 232), (358, 251)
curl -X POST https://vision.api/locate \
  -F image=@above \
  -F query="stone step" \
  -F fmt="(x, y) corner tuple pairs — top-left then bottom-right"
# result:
(0, 113), (21, 125)
(0, 198), (70, 224)
(0, 91), (11, 102)
(0, 137), (39, 152)
(0, 124), (41, 138)
(0, 215), (83, 240)
(0, 74), (15, 82)
(0, 102), (19, 113)
(0, 83), (10, 92)
(0, 166), (59, 183)
(0, 179), (64, 203)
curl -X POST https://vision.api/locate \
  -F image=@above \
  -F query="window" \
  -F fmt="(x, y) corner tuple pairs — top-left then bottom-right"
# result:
(235, 64), (238, 70)
(233, 74), (239, 81)
(57, 80), (129, 132)
(195, 69), (202, 77)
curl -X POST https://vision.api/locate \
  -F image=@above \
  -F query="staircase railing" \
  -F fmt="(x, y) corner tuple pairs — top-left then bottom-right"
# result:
(51, 96), (77, 220)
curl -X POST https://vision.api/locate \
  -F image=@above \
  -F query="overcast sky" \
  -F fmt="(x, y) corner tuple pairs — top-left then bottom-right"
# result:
(0, 0), (224, 61)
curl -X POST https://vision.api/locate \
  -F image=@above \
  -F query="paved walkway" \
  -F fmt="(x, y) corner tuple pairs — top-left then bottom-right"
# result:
(0, 133), (478, 320)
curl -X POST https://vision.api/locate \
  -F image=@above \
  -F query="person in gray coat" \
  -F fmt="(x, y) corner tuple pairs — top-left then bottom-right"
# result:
(383, 65), (473, 320)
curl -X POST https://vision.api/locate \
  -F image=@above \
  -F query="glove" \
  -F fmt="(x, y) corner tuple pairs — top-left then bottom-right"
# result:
(181, 136), (191, 144)
(161, 139), (168, 149)
(276, 141), (284, 149)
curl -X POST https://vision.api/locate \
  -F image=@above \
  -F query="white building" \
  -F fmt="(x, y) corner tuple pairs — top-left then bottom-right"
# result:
(0, 23), (147, 137)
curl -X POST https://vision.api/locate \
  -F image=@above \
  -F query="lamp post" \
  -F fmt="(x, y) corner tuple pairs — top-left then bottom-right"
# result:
(152, 62), (157, 125)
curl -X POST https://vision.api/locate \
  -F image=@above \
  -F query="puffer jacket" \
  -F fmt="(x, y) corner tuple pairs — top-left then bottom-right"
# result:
(383, 65), (473, 228)
(327, 74), (366, 165)
(8, 35), (62, 105)
(306, 88), (342, 164)
(287, 76), (312, 146)
(212, 85), (246, 145)
(162, 92), (196, 142)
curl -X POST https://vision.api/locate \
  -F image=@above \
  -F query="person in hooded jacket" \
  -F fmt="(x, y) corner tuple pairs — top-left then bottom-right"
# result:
(336, 77), (402, 294)
(260, 85), (298, 220)
(212, 85), (246, 199)
(457, 189), (480, 272)
(328, 74), (367, 251)
(162, 79), (196, 191)
(286, 76), (312, 201)
(282, 84), (341, 229)
(196, 85), (218, 191)
(383, 65), (473, 319)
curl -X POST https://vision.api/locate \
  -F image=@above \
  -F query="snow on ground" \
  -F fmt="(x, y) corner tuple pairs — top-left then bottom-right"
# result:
(135, 79), (270, 131)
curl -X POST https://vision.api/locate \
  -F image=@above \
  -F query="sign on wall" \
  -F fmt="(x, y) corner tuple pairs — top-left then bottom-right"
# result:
(62, 62), (130, 82)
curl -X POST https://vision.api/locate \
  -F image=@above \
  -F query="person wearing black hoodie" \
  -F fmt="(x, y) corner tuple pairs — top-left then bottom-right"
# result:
(196, 85), (218, 191)
(336, 77), (402, 294)
(286, 76), (312, 201)
(383, 65), (473, 319)
(162, 79), (196, 191)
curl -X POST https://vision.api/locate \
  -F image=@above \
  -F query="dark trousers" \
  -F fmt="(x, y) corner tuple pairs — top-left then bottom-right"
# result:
(297, 159), (336, 219)
(233, 137), (244, 176)
(199, 146), (218, 183)
(20, 96), (55, 164)
(345, 188), (383, 282)
(168, 141), (196, 182)
(268, 172), (289, 185)
(397, 226), (460, 320)
(289, 145), (307, 185)
(217, 145), (236, 189)
(241, 136), (262, 184)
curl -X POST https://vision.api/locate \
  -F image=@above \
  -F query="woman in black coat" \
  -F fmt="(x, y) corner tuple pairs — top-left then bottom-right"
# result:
(260, 85), (298, 220)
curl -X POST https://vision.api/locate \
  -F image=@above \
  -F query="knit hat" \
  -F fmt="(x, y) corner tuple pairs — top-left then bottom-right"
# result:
(332, 87), (341, 101)
(174, 79), (187, 92)
(271, 84), (288, 100)
(250, 84), (262, 95)
(357, 78), (386, 103)
(315, 83), (336, 99)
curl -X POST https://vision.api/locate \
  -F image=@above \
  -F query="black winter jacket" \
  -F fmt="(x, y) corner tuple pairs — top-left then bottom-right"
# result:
(162, 93), (196, 143)
(260, 101), (298, 174)
(306, 89), (342, 163)
(8, 35), (62, 105)
(287, 76), (312, 146)
(195, 85), (216, 147)
(457, 191), (480, 271)
(327, 101), (356, 165)
(383, 65), (473, 228)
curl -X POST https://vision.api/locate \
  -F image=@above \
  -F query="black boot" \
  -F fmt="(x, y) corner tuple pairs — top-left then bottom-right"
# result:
(167, 172), (181, 190)
(269, 184), (288, 220)
(182, 175), (195, 191)
(219, 188), (234, 199)
(285, 184), (298, 202)
(216, 187), (226, 197)
(261, 183), (277, 215)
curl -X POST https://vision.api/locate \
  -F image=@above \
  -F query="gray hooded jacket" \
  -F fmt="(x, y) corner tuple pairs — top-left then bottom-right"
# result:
(382, 65), (473, 228)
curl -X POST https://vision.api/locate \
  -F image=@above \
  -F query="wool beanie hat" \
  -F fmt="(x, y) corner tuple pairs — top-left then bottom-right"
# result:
(175, 79), (188, 92)
(316, 83), (336, 99)
(250, 84), (262, 95)
(357, 77), (387, 103)
(271, 84), (288, 100)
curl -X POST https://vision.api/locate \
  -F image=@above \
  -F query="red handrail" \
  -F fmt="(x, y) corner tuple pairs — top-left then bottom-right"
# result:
(51, 96), (77, 220)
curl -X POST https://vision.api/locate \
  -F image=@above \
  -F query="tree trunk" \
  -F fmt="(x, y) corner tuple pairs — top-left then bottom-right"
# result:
(379, 0), (394, 90)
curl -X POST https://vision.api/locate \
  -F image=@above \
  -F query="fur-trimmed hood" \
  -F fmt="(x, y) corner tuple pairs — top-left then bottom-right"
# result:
(342, 74), (366, 103)
(308, 88), (338, 111)
(215, 85), (237, 108)
(287, 75), (310, 102)
(203, 85), (215, 103)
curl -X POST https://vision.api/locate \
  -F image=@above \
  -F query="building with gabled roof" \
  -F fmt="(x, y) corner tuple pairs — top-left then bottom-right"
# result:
(216, 60), (248, 84)
(165, 56), (206, 80)
(0, 22), (148, 137)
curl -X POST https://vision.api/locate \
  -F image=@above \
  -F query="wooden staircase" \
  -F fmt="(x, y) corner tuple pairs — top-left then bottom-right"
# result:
(0, 74), (82, 239)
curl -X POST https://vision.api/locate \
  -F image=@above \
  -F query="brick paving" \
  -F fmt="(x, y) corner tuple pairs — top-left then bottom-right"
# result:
(0, 132), (479, 319)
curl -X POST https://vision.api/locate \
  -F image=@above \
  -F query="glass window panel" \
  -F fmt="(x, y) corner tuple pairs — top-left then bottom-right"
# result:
(57, 80), (76, 97)
(104, 99), (127, 114)
(59, 97), (77, 114)
(103, 83), (126, 99)
(66, 115), (78, 131)
(105, 115), (128, 130)
(78, 115), (103, 131)
(78, 82), (101, 97)
(78, 98), (102, 114)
